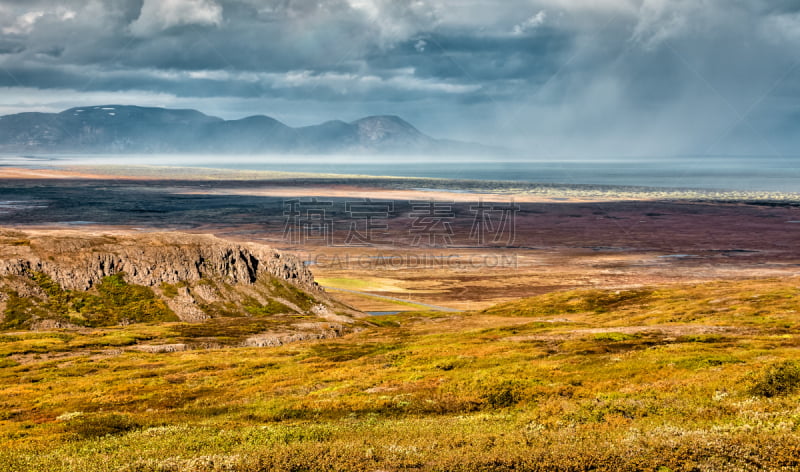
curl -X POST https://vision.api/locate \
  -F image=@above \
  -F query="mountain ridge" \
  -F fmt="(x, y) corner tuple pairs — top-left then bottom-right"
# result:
(0, 105), (499, 155)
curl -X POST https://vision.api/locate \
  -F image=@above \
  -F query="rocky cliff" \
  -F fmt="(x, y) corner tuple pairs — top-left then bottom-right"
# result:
(0, 231), (318, 292)
(0, 229), (357, 336)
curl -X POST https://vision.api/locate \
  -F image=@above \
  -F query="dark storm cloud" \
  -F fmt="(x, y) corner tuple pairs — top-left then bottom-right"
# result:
(366, 30), (571, 84)
(0, 0), (498, 102)
(1, 0), (799, 156)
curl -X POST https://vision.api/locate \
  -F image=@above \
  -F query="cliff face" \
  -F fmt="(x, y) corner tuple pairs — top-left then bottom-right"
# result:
(0, 232), (318, 292)
(0, 230), (352, 331)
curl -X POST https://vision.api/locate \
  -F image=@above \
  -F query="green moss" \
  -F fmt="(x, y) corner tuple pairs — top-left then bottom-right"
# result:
(671, 355), (744, 370)
(158, 282), (187, 299)
(77, 274), (178, 326)
(32, 272), (63, 298)
(593, 332), (639, 342)
(2, 273), (178, 330)
(197, 301), (242, 318)
(1, 291), (47, 330)
(269, 279), (316, 311)
(244, 299), (292, 316)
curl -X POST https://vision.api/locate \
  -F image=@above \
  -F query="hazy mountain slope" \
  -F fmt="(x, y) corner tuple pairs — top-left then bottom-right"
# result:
(0, 105), (499, 155)
(200, 115), (299, 153)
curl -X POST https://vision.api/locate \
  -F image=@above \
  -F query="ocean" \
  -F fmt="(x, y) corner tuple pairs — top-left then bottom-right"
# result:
(3, 154), (800, 193)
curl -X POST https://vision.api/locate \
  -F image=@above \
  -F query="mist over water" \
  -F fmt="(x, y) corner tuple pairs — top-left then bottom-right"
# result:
(3, 154), (800, 193)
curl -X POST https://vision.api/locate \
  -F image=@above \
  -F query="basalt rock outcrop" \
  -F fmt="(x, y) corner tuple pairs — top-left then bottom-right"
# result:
(0, 231), (318, 292)
(0, 229), (358, 334)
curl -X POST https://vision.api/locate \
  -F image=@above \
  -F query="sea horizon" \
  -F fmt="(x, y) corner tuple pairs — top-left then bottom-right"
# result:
(3, 153), (800, 193)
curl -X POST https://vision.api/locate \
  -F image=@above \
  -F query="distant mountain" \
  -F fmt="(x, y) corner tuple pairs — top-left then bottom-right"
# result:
(0, 105), (499, 155)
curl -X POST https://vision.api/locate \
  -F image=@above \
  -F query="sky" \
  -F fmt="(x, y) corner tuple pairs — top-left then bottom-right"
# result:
(0, 0), (799, 157)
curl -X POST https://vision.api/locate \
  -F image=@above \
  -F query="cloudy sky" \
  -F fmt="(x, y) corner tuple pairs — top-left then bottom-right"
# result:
(0, 0), (799, 157)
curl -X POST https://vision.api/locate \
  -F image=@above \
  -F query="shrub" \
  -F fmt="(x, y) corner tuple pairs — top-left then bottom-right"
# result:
(677, 334), (726, 343)
(68, 413), (141, 439)
(480, 380), (526, 408)
(593, 332), (638, 342)
(160, 282), (179, 298)
(74, 274), (177, 326)
(244, 299), (292, 316)
(269, 279), (316, 311)
(749, 361), (800, 397)
(1, 291), (47, 330)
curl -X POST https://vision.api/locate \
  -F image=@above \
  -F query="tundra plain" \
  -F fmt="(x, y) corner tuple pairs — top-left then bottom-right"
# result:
(1, 166), (800, 471)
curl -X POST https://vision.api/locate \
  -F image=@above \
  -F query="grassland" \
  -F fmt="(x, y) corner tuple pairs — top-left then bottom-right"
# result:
(2, 278), (800, 471)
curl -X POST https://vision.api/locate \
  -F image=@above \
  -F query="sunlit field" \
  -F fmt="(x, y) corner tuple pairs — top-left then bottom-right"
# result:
(3, 278), (800, 471)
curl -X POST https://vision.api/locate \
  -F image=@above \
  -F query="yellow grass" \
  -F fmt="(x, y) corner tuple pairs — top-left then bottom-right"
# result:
(2, 278), (800, 470)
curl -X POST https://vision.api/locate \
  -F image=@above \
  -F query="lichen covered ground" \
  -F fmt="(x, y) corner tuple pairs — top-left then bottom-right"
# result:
(3, 278), (800, 471)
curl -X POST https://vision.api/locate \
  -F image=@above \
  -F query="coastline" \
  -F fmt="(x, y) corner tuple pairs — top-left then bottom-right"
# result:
(1, 164), (799, 204)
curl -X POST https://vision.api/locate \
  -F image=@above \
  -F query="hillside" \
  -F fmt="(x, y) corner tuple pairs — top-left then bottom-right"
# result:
(0, 229), (361, 347)
(0, 105), (496, 155)
(2, 277), (800, 470)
